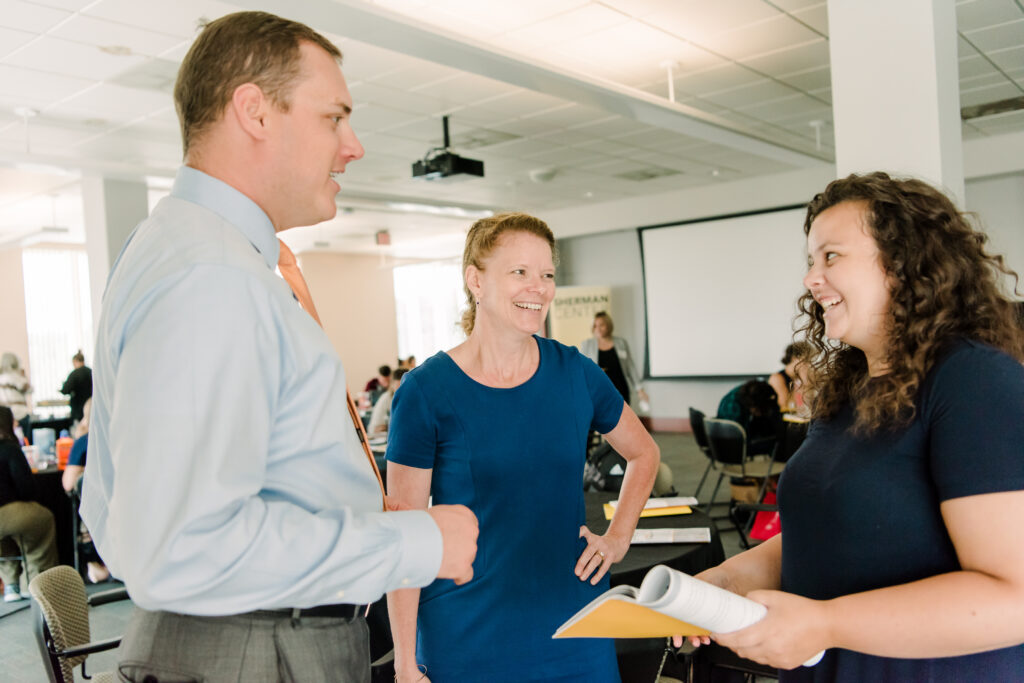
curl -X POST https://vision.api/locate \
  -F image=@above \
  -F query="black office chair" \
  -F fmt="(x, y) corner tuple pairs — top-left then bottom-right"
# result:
(704, 418), (785, 548)
(688, 408), (714, 504)
(28, 565), (130, 683)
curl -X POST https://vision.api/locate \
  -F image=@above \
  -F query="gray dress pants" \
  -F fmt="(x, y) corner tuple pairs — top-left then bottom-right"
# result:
(117, 607), (371, 683)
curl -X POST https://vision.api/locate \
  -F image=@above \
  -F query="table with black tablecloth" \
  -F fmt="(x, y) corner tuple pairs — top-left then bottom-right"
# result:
(585, 490), (726, 682)
(32, 468), (74, 567)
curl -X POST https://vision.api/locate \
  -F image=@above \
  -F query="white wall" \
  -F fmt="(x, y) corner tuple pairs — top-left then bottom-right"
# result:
(299, 251), (400, 395)
(556, 170), (1024, 422)
(0, 247), (30, 377)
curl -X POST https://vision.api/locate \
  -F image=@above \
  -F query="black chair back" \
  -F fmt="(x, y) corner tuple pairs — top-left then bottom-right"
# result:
(688, 407), (711, 454)
(704, 418), (747, 466)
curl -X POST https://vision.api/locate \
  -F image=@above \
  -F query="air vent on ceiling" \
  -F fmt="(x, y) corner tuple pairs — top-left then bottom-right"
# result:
(961, 95), (1024, 121)
(448, 128), (520, 150)
(614, 166), (682, 181)
(111, 58), (180, 93)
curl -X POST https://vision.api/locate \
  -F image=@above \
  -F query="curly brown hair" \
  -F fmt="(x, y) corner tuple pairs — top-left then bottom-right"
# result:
(796, 172), (1023, 432)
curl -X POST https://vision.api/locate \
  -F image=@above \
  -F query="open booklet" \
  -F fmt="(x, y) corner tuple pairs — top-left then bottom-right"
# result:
(553, 564), (823, 667)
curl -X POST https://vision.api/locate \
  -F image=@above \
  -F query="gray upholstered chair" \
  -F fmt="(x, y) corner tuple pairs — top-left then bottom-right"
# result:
(28, 565), (129, 683)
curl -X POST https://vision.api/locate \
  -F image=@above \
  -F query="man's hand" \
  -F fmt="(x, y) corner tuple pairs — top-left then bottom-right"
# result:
(427, 504), (478, 585)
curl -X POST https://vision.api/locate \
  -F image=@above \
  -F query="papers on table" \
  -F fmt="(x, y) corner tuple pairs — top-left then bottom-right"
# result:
(631, 528), (711, 544)
(603, 496), (698, 520)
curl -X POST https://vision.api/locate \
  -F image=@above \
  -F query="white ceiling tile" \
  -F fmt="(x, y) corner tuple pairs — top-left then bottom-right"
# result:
(0, 119), (100, 149)
(777, 65), (831, 93)
(519, 145), (605, 165)
(353, 104), (427, 133)
(0, 0), (71, 33)
(82, 0), (238, 39)
(23, 0), (94, 9)
(5, 35), (147, 81)
(520, 103), (609, 128)
(960, 81), (1023, 107)
(597, 0), (682, 19)
(486, 116), (559, 137)
(673, 63), (761, 97)
(699, 15), (823, 61)
(737, 91), (829, 119)
(410, 73), (515, 107)
(568, 116), (651, 138)
(649, 0), (778, 42)
(0, 26), (36, 57)
(740, 39), (830, 79)
(962, 18), (1024, 53)
(553, 21), (693, 74)
(501, 4), (630, 47)
(486, 137), (568, 158)
(423, 0), (589, 32)
(790, 3), (829, 35)
(970, 108), (1024, 134)
(960, 70), (1017, 89)
(456, 89), (567, 119)
(986, 44), (1024, 74)
(957, 54), (997, 79)
(0, 63), (94, 105)
(702, 79), (797, 109)
(47, 83), (172, 123)
(366, 61), (462, 92)
(608, 127), (698, 149)
(956, 0), (1024, 33)
(349, 81), (444, 116)
(50, 15), (182, 57)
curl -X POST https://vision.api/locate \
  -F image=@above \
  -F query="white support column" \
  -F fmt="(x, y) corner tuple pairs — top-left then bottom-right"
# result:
(82, 176), (149, 336)
(827, 0), (964, 203)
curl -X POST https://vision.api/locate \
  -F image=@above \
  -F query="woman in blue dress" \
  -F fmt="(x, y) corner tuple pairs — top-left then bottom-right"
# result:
(386, 212), (660, 683)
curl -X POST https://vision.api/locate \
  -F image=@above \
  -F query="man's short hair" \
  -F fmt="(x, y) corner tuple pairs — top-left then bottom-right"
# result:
(174, 11), (342, 156)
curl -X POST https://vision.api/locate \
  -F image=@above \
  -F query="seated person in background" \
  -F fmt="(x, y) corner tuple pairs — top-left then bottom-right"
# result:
(0, 406), (57, 602)
(767, 342), (812, 412)
(0, 352), (32, 441)
(60, 399), (109, 584)
(717, 379), (782, 454)
(367, 368), (407, 434)
(364, 365), (392, 405)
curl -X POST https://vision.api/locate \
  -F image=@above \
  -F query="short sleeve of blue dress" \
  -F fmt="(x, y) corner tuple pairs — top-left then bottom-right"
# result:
(68, 434), (88, 467)
(387, 336), (624, 683)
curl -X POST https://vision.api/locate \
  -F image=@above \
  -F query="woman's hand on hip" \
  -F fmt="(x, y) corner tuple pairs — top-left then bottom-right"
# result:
(575, 525), (629, 585)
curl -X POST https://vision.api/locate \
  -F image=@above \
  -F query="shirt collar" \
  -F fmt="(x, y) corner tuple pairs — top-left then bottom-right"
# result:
(170, 166), (279, 270)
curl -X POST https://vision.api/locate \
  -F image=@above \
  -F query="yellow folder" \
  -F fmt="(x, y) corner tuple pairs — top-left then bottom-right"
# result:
(603, 503), (692, 520)
(554, 595), (709, 639)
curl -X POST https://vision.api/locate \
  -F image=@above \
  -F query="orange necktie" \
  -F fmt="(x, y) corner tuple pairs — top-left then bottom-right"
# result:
(277, 239), (386, 508)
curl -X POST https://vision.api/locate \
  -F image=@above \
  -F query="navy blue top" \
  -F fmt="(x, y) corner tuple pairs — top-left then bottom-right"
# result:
(777, 340), (1024, 682)
(68, 434), (88, 468)
(387, 336), (624, 682)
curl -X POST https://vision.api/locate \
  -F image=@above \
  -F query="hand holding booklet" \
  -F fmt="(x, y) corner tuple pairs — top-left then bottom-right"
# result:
(553, 564), (823, 667)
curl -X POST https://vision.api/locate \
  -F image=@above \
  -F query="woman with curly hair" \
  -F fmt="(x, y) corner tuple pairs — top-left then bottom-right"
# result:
(691, 172), (1024, 681)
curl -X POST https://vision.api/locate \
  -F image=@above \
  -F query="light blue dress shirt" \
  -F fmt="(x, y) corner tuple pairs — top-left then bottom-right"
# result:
(81, 166), (442, 615)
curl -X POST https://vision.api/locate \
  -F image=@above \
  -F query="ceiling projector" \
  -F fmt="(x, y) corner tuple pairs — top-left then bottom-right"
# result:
(412, 115), (484, 182)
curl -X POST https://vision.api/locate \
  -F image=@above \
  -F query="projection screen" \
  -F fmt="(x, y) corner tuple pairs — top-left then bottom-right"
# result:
(641, 206), (810, 378)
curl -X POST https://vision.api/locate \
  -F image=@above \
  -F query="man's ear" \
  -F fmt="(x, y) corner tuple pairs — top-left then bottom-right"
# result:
(230, 83), (270, 140)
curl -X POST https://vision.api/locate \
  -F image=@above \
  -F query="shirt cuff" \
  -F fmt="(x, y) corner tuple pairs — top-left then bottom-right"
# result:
(387, 509), (443, 590)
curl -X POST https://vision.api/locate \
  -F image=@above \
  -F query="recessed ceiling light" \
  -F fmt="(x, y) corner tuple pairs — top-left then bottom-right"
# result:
(100, 45), (133, 56)
(13, 106), (38, 118)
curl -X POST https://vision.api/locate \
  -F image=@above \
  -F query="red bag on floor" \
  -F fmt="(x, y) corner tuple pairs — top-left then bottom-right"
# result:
(749, 491), (780, 541)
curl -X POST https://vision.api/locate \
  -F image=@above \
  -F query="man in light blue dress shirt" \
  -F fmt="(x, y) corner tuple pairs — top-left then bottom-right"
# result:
(80, 11), (477, 682)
